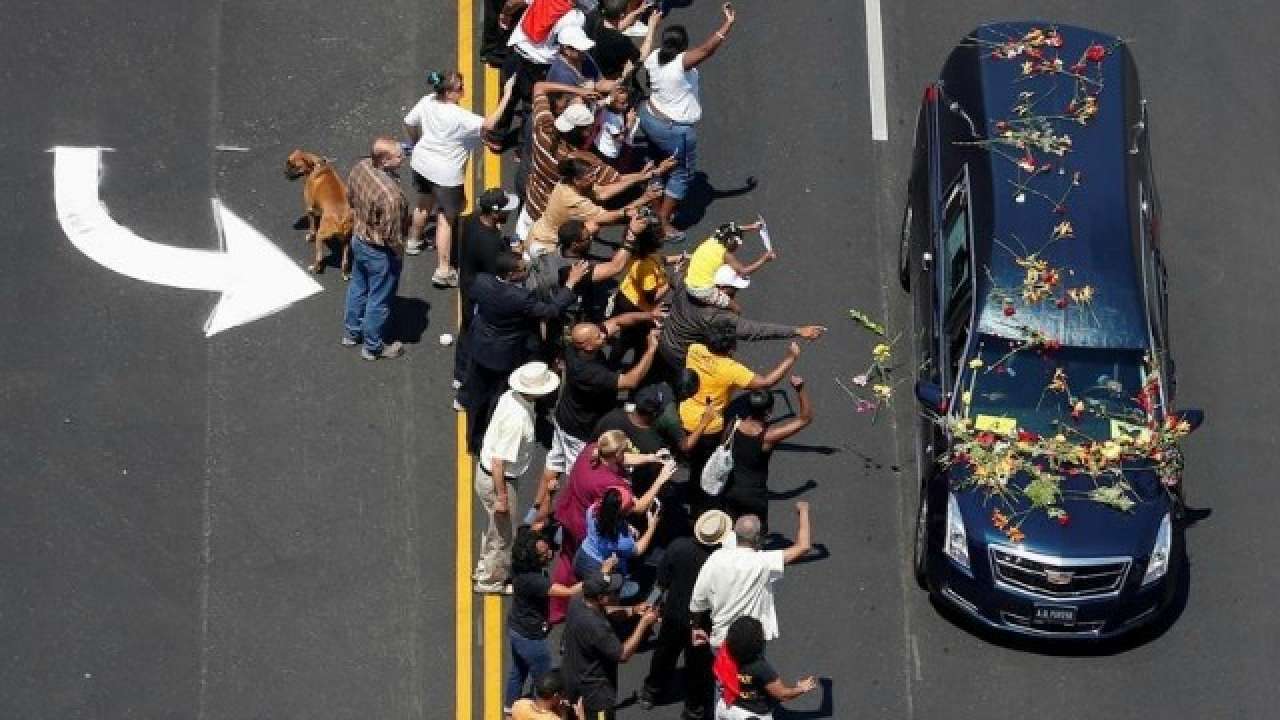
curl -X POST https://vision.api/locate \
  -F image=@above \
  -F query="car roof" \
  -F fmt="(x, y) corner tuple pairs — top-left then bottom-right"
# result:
(950, 22), (1149, 350)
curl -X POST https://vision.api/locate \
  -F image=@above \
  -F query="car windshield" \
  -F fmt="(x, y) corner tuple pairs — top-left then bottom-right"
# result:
(963, 333), (1148, 439)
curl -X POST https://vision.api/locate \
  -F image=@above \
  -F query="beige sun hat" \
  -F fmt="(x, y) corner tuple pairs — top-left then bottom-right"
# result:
(694, 509), (733, 546)
(508, 361), (560, 396)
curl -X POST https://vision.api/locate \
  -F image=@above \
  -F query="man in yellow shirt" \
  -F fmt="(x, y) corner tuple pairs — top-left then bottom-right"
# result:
(679, 328), (802, 515)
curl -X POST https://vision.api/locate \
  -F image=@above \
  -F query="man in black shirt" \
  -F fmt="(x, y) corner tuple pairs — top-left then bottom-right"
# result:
(640, 509), (733, 719)
(588, 0), (643, 80)
(539, 316), (658, 493)
(562, 572), (659, 719)
(456, 189), (520, 389)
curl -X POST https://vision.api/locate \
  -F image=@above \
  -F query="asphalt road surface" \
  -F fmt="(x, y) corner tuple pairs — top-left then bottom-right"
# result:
(3, 1), (1278, 719)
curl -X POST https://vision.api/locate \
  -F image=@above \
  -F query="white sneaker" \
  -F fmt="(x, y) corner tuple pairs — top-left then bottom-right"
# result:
(432, 268), (459, 288)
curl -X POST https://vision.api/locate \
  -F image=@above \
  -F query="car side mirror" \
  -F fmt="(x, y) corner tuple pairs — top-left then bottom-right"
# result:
(1173, 408), (1204, 433)
(915, 380), (945, 412)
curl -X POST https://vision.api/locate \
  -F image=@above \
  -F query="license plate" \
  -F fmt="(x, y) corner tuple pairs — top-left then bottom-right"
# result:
(1032, 604), (1077, 626)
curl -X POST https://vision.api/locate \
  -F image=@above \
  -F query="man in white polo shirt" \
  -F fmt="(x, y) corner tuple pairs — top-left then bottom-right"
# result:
(688, 502), (813, 648)
(474, 361), (562, 593)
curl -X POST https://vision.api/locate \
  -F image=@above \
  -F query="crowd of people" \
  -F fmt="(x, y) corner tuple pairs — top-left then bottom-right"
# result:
(338, 1), (830, 718)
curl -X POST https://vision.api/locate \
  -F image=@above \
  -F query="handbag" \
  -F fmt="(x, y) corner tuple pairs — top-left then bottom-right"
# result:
(700, 418), (740, 497)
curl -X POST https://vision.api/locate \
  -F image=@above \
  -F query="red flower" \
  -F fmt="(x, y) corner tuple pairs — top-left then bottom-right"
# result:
(1025, 47), (1044, 60)
(1085, 44), (1107, 63)
(1046, 33), (1064, 48)
(1055, 296), (1069, 309)
(1066, 100), (1076, 113)
(1003, 304), (1016, 317)
(995, 120), (1009, 132)
(977, 432), (997, 447)
(1070, 62), (1087, 74)
(1045, 339), (1061, 352)
(1057, 513), (1071, 527)
(1017, 430), (1040, 442)
(1053, 204), (1068, 215)
(994, 363), (1007, 374)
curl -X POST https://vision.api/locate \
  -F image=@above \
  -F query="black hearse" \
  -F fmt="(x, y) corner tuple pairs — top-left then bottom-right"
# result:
(900, 22), (1202, 638)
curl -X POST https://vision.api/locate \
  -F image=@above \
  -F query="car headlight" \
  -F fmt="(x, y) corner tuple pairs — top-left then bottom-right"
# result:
(943, 492), (970, 571)
(1141, 512), (1173, 586)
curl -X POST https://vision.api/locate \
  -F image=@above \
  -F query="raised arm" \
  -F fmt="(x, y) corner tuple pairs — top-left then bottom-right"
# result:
(746, 342), (800, 390)
(762, 377), (813, 450)
(637, 9), (664, 59)
(682, 2), (736, 70)
(617, 329), (660, 390)
(631, 460), (676, 513)
(766, 675), (818, 703)
(781, 501), (812, 565)
(724, 248), (776, 277)
(481, 75), (518, 132)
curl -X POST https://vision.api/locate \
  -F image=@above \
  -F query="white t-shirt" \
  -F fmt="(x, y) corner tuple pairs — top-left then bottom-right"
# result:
(688, 546), (785, 646)
(480, 391), (538, 477)
(645, 51), (701, 124)
(507, 8), (586, 65)
(595, 107), (636, 159)
(403, 94), (484, 187)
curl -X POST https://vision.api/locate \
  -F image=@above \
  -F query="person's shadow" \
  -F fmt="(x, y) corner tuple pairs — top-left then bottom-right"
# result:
(676, 172), (759, 230)
(775, 677), (834, 719)
(390, 297), (431, 344)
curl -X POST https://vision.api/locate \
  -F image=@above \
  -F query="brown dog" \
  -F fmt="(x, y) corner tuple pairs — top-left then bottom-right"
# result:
(284, 149), (353, 279)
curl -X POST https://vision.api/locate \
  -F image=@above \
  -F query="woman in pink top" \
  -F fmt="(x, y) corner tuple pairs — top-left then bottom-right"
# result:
(544, 429), (673, 623)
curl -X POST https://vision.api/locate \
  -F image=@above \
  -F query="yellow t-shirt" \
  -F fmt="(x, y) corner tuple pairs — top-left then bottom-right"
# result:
(679, 342), (755, 433)
(684, 237), (726, 290)
(619, 256), (668, 310)
(511, 698), (560, 720)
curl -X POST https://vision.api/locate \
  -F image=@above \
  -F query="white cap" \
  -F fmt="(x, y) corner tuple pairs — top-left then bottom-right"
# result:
(713, 264), (751, 289)
(554, 102), (596, 133)
(558, 25), (596, 52)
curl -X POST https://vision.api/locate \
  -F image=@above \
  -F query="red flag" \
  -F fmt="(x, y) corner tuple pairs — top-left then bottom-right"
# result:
(713, 644), (741, 706)
(520, 0), (574, 44)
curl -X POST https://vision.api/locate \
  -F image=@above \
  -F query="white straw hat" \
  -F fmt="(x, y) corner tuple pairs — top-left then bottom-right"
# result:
(508, 361), (560, 396)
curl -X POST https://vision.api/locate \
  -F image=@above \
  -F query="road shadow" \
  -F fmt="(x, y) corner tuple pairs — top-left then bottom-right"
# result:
(676, 172), (759, 230)
(390, 296), (431, 344)
(775, 677), (834, 719)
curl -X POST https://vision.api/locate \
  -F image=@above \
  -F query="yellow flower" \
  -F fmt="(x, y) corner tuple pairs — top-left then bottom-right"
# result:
(961, 391), (972, 406)
(1100, 441), (1122, 460)
(872, 343), (892, 364)
(872, 384), (893, 401)
(1053, 434), (1067, 444)
(968, 358), (985, 369)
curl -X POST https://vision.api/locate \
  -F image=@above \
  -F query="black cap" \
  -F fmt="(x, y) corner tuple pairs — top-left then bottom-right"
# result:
(634, 385), (669, 417)
(478, 188), (519, 214)
(583, 572), (625, 598)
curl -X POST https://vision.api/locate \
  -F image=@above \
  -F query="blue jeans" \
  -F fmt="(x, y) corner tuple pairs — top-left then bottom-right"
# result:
(505, 629), (552, 707)
(639, 105), (698, 200)
(343, 236), (401, 353)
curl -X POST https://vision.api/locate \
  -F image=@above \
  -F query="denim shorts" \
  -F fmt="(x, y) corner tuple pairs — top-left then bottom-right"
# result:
(638, 105), (698, 201)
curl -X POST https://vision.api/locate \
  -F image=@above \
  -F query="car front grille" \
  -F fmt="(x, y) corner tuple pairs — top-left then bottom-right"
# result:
(989, 545), (1131, 599)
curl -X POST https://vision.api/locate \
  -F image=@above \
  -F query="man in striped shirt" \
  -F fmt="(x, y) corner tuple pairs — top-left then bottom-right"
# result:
(343, 136), (409, 360)
(515, 81), (656, 245)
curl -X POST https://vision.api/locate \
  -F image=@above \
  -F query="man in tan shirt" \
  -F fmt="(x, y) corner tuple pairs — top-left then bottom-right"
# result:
(527, 156), (660, 256)
(343, 136), (409, 360)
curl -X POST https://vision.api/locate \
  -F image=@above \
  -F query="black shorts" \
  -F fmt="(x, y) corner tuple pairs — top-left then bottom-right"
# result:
(411, 170), (465, 220)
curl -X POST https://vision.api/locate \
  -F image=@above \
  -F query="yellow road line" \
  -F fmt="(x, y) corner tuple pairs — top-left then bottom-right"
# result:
(456, 1), (475, 719)
(480, 64), (504, 720)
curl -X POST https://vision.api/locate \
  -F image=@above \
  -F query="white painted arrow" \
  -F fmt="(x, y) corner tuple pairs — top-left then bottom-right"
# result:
(53, 146), (322, 336)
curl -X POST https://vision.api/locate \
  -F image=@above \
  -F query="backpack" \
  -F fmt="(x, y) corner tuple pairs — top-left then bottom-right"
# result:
(700, 418), (741, 497)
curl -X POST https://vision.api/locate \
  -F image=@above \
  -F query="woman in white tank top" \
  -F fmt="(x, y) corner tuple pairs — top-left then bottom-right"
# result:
(638, 3), (738, 242)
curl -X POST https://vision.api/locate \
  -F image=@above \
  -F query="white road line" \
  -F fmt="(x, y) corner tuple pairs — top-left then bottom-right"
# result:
(864, 0), (889, 141)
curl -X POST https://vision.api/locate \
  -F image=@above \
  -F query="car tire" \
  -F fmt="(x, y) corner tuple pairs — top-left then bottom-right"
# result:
(913, 489), (930, 590)
(898, 201), (912, 293)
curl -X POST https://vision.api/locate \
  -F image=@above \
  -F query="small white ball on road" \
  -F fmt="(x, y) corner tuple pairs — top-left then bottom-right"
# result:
(439, 333), (454, 346)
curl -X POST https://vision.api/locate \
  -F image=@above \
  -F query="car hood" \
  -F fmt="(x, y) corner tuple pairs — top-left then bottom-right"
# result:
(950, 466), (1170, 559)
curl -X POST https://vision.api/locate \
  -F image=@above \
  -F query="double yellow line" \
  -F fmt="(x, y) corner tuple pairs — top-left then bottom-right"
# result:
(455, 0), (504, 717)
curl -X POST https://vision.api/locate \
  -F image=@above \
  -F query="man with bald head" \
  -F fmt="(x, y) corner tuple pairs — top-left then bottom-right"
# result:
(343, 136), (409, 360)
(689, 501), (813, 651)
(539, 313), (659, 493)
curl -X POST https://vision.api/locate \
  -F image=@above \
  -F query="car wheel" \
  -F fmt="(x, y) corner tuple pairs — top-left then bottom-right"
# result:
(898, 201), (912, 293)
(913, 489), (930, 590)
